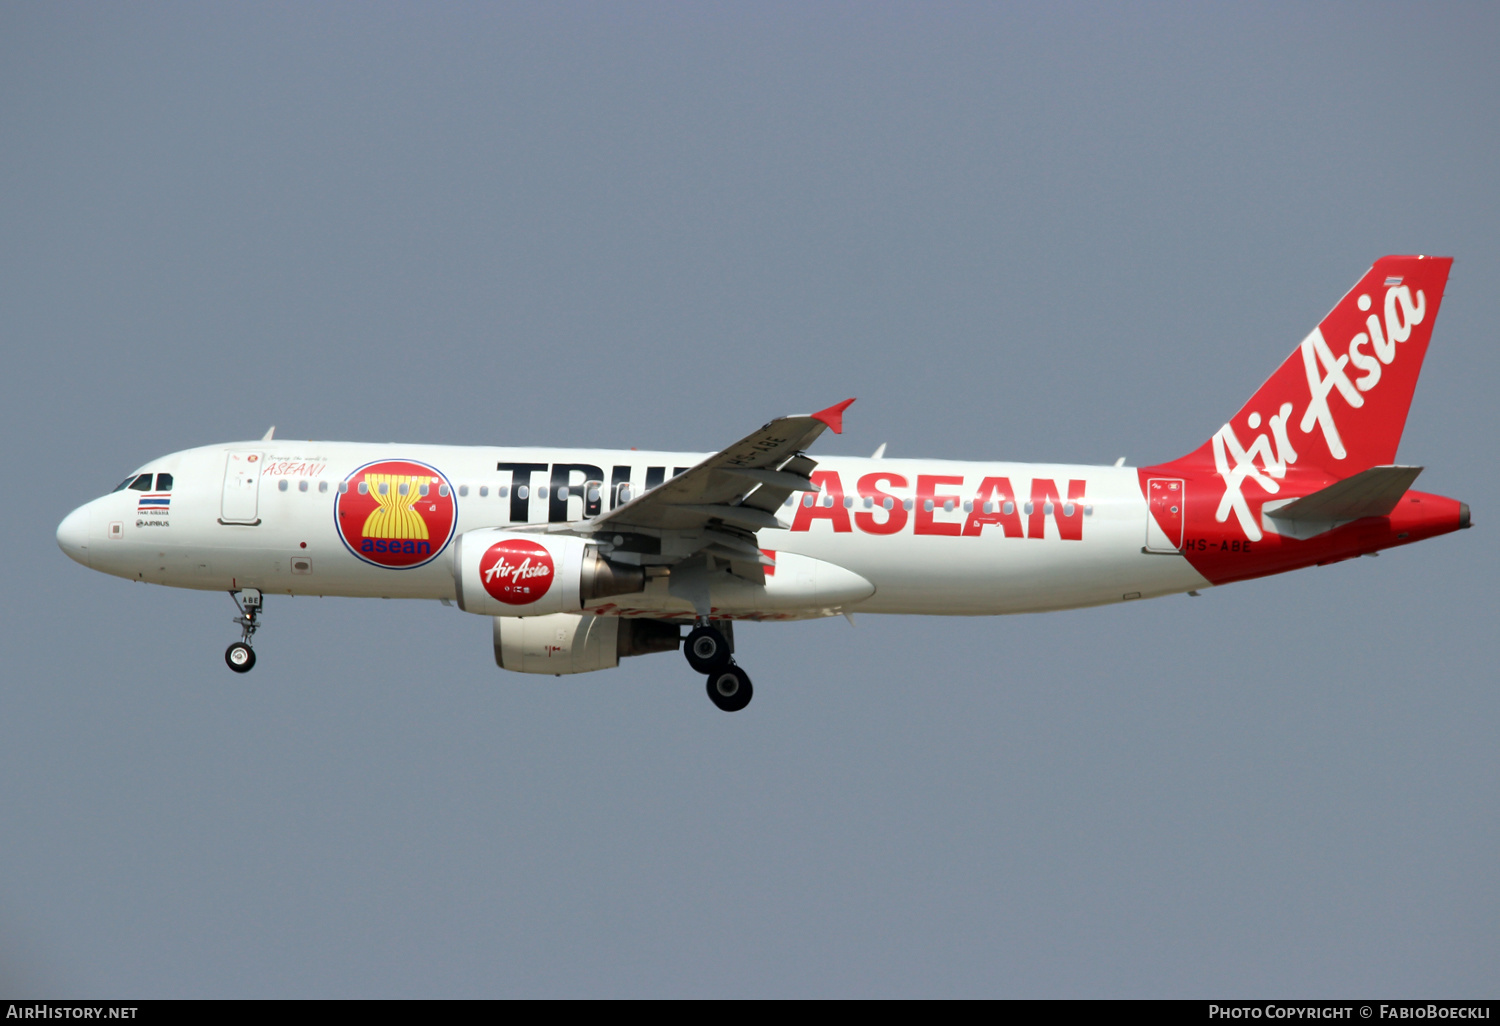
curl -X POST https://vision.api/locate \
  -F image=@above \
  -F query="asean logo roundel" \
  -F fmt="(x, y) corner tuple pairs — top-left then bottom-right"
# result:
(479, 539), (554, 605)
(335, 459), (457, 569)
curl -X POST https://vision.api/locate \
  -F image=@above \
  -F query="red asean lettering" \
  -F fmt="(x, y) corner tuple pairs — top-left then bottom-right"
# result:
(1026, 479), (1086, 541)
(790, 470), (852, 533)
(914, 475), (965, 536)
(854, 473), (909, 535)
(963, 477), (1024, 538)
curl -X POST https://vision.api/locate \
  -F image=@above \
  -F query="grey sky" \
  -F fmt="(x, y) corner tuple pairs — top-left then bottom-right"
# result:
(3, 2), (1496, 996)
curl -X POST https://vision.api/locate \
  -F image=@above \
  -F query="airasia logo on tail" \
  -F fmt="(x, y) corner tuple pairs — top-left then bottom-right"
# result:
(1211, 279), (1429, 542)
(480, 540), (555, 605)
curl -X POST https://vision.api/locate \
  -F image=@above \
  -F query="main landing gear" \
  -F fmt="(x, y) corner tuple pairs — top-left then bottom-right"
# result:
(225, 588), (263, 674)
(685, 622), (753, 712)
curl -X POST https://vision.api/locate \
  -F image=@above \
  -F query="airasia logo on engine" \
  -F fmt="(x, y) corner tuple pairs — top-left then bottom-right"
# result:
(480, 540), (554, 605)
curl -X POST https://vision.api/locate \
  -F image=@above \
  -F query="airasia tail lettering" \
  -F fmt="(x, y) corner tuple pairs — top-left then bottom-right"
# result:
(1144, 254), (1463, 587)
(791, 471), (1090, 540)
(1210, 279), (1432, 541)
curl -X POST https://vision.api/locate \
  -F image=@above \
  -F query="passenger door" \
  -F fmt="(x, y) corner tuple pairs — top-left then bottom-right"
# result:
(220, 452), (263, 525)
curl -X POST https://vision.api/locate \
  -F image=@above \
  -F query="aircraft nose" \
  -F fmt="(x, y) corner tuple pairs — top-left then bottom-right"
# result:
(56, 504), (91, 567)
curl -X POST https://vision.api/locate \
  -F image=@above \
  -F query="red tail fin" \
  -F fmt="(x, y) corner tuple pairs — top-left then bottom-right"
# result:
(1174, 255), (1451, 476)
(1142, 256), (1455, 571)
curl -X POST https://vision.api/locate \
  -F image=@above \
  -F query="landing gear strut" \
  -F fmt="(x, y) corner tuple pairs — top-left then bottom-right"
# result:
(225, 588), (262, 673)
(684, 620), (752, 711)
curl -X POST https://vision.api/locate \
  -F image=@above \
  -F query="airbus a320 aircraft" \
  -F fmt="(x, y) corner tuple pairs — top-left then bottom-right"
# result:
(57, 256), (1470, 710)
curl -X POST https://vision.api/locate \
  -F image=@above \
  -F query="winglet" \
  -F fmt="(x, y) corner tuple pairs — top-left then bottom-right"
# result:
(262, 425), (276, 441)
(811, 398), (856, 435)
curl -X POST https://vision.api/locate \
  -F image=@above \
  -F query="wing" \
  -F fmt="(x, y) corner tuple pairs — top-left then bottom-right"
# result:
(537, 398), (853, 583)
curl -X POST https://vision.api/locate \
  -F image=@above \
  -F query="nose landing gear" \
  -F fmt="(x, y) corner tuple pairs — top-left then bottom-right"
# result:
(225, 589), (263, 674)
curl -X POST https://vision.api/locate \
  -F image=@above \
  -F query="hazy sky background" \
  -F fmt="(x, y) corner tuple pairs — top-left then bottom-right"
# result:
(3, 2), (1497, 997)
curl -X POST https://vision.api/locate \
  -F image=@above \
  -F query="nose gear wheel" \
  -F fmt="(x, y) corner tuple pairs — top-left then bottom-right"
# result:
(225, 589), (263, 674)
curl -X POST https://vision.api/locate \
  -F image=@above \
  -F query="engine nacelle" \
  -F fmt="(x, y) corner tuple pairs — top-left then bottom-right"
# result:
(493, 613), (681, 675)
(453, 529), (645, 616)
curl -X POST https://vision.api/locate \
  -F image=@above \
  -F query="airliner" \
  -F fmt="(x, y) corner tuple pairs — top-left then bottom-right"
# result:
(56, 256), (1470, 710)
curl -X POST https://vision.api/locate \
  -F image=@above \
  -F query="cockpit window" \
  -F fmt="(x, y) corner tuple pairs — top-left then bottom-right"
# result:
(129, 474), (153, 491)
(112, 477), (134, 493)
(155, 473), (173, 491)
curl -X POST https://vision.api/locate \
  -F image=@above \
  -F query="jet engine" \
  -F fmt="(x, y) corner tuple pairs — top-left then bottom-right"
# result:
(492, 612), (681, 675)
(453, 529), (645, 616)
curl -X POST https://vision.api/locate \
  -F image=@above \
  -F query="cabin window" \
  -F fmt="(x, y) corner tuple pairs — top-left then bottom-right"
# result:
(1063, 502), (1074, 516)
(398, 483), (409, 496)
(319, 481), (329, 493)
(903, 498), (914, 511)
(537, 486), (548, 499)
(498, 486), (509, 498)
(298, 480), (308, 492)
(883, 497), (894, 511)
(924, 500), (934, 512)
(1024, 502), (1034, 515)
(438, 484), (450, 498)
(558, 486), (570, 501)
(1044, 502), (1054, 515)
(843, 496), (854, 509)
(155, 473), (173, 491)
(458, 485), (469, 497)
(418, 483), (429, 497)
(1003, 501), (1015, 515)
(516, 485), (528, 500)
(478, 485), (488, 497)
(357, 482), (368, 495)
(277, 480), (288, 492)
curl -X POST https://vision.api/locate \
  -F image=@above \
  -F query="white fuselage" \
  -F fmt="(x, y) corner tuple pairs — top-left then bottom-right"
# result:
(58, 441), (1209, 618)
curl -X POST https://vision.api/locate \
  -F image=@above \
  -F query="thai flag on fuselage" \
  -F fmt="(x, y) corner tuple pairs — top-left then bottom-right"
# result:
(137, 493), (170, 514)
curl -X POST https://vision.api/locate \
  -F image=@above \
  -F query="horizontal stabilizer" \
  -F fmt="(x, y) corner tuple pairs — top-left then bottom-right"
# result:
(1271, 465), (1423, 523)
